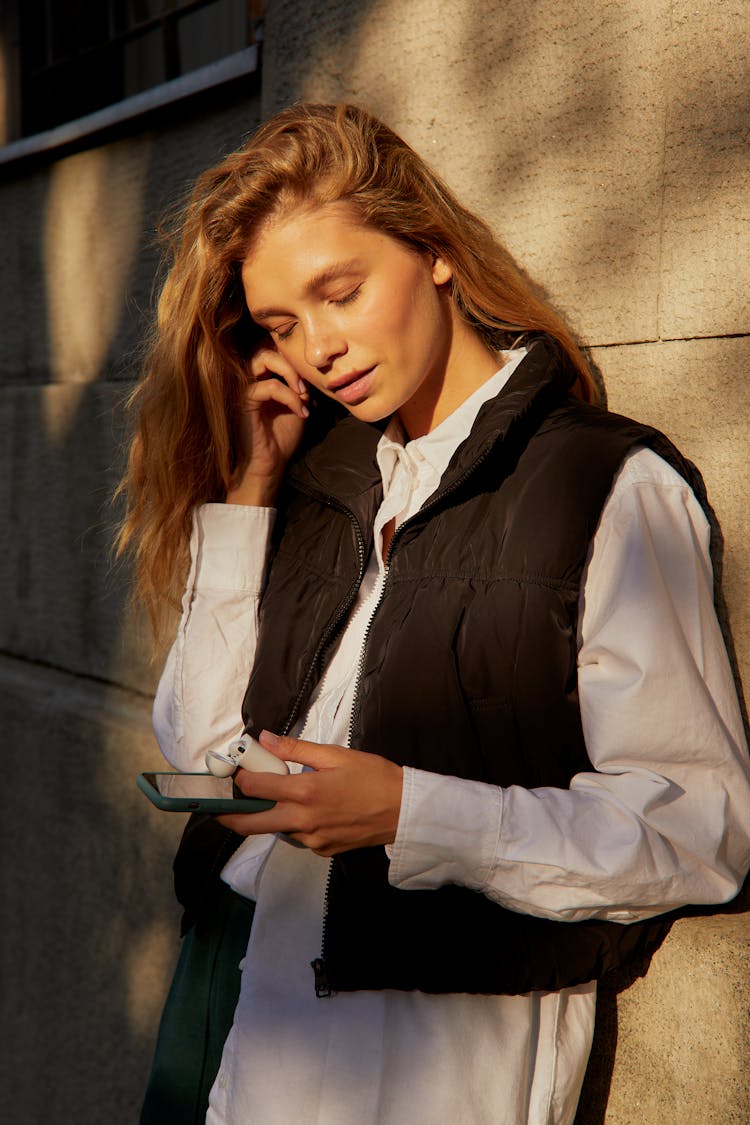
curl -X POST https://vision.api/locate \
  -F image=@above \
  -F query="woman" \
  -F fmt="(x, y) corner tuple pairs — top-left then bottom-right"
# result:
(120, 104), (750, 1124)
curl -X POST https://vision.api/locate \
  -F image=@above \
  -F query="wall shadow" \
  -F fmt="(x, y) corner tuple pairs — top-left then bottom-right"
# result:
(0, 81), (266, 1124)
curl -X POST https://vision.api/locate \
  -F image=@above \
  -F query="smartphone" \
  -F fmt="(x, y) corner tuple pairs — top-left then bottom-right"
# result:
(137, 771), (275, 813)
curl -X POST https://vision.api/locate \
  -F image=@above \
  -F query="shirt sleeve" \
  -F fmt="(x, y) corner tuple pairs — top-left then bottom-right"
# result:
(152, 503), (275, 773)
(387, 448), (750, 922)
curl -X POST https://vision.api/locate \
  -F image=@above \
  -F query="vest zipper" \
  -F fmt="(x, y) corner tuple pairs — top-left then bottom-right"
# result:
(312, 440), (498, 996)
(347, 441), (496, 748)
(282, 482), (368, 998)
(310, 955), (332, 998)
(314, 832), (337, 996)
(346, 567), (388, 749)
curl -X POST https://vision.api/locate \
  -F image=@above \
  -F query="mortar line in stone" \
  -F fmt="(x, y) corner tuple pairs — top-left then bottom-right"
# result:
(655, 0), (676, 343)
(0, 648), (156, 702)
(590, 331), (750, 351)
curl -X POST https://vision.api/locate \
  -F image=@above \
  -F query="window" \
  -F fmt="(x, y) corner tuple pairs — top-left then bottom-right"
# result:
(2, 0), (263, 144)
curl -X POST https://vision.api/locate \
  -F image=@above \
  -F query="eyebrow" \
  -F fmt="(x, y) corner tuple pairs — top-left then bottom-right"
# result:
(249, 259), (364, 322)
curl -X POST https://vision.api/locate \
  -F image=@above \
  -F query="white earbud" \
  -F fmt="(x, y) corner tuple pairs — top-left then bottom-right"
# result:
(205, 733), (290, 778)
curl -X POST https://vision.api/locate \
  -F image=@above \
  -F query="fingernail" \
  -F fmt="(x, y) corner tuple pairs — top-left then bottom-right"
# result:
(301, 405), (310, 418)
(259, 729), (281, 746)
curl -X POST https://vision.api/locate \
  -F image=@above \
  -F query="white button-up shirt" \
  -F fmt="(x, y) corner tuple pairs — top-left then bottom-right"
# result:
(154, 352), (750, 1124)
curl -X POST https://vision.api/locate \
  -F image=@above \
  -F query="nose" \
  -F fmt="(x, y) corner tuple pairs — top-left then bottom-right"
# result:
(303, 317), (347, 370)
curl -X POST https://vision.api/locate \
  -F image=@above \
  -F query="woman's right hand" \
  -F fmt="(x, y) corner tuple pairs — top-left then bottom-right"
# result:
(226, 339), (310, 507)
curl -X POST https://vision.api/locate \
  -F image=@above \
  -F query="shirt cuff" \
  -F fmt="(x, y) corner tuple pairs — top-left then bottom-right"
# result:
(193, 503), (275, 592)
(220, 834), (277, 901)
(387, 766), (504, 893)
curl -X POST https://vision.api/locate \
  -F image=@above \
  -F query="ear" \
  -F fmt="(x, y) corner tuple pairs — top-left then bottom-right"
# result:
(431, 255), (453, 286)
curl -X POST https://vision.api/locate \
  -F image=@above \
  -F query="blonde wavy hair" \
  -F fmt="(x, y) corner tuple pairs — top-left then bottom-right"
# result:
(117, 102), (598, 637)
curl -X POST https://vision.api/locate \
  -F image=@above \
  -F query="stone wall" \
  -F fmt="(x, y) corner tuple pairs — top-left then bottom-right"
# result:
(1, 3), (747, 1121)
(0, 90), (264, 1123)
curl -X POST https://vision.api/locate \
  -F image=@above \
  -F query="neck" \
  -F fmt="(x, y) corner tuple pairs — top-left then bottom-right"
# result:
(397, 313), (503, 440)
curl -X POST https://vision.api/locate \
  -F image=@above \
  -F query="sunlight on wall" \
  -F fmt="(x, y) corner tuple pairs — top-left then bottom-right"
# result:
(43, 140), (151, 401)
(126, 917), (180, 1037)
(265, 0), (669, 345)
(263, 0), (749, 352)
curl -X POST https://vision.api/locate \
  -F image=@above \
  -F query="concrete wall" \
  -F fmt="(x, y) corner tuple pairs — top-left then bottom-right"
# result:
(1, 2), (747, 1121)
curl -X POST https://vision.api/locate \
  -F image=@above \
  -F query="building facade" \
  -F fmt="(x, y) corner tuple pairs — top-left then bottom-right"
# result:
(0, 3), (747, 1121)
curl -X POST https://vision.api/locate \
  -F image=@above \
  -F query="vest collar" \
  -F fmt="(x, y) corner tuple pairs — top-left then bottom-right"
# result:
(288, 335), (570, 517)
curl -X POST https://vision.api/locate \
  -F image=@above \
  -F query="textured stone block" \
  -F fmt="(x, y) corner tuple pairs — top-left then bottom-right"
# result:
(0, 95), (262, 389)
(263, 1), (749, 350)
(0, 655), (184, 1125)
(0, 381), (160, 695)
(262, 0), (672, 346)
(578, 910), (750, 1125)
(43, 140), (152, 384)
(659, 2), (750, 339)
(0, 170), (49, 382)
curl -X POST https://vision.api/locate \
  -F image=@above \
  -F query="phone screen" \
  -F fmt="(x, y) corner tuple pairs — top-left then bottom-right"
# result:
(143, 772), (236, 800)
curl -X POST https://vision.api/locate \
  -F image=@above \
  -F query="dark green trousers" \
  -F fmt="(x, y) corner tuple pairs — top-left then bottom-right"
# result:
(140, 885), (255, 1124)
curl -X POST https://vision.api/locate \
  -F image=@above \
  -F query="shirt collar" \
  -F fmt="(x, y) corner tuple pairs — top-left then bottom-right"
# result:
(377, 348), (527, 484)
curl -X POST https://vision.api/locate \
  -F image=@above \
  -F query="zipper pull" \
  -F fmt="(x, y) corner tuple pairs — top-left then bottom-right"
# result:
(311, 957), (333, 998)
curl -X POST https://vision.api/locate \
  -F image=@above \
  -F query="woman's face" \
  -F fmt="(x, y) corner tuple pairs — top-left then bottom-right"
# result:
(241, 204), (455, 428)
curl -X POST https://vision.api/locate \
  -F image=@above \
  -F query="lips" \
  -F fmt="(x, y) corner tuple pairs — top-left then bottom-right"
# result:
(328, 366), (376, 405)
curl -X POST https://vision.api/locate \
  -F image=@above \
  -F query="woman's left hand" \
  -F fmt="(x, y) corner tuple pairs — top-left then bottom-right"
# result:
(217, 730), (404, 856)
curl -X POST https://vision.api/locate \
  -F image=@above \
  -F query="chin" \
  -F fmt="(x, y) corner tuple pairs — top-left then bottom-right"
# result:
(344, 398), (392, 424)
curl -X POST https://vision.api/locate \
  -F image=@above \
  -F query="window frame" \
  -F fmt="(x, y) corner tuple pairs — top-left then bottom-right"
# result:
(0, 1), (261, 171)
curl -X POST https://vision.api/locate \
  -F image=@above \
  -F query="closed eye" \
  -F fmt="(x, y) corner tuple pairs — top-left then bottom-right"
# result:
(331, 284), (362, 307)
(268, 283), (361, 339)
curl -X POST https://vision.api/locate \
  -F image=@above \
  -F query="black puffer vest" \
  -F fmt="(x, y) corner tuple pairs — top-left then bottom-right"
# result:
(182, 339), (709, 993)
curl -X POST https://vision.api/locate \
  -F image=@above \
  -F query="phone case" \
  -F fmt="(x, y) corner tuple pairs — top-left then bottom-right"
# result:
(137, 772), (275, 813)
